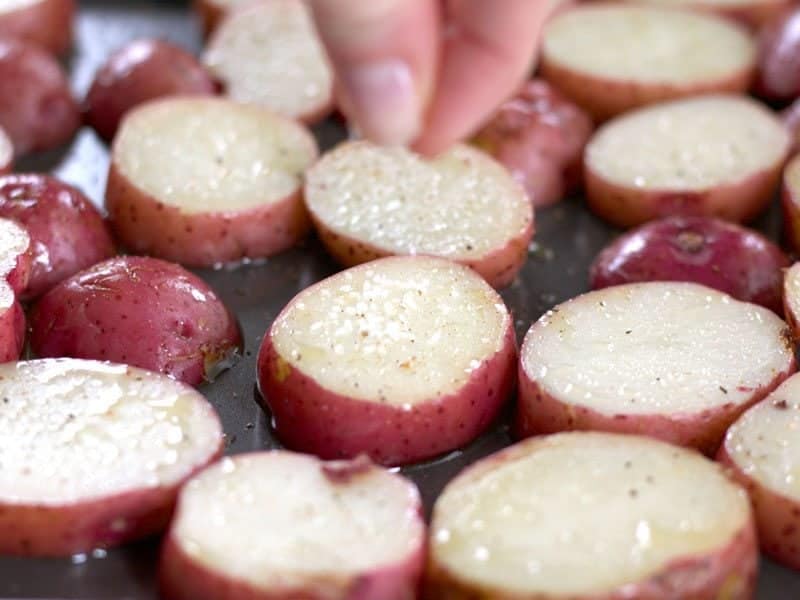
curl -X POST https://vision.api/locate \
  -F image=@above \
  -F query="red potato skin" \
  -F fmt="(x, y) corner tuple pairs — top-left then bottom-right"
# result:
(781, 99), (800, 154)
(718, 442), (800, 570)
(160, 507), (426, 600)
(0, 174), (116, 300)
(755, 6), (800, 103)
(0, 37), (79, 157)
(0, 0), (74, 55)
(0, 440), (223, 556)
(106, 158), (313, 269)
(28, 256), (242, 386)
(310, 215), (534, 290)
(258, 321), (517, 467)
(589, 216), (789, 314)
(709, 0), (792, 31)
(194, 0), (226, 38)
(585, 159), (785, 228)
(85, 40), (218, 143)
(540, 55), (755, 123)
(516, 354), (796, 456)
(473, 79), (593, 207)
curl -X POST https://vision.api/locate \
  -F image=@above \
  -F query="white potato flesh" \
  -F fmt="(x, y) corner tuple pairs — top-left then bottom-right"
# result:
(586, 96), (788, 191)
(0, 127), (11, 167)
(172, 452), (424, 588)
(305, 142), (531, 260)
(0, 218), (26, 280)
(113, 97), (317, 213)
(786, 263), (800, 321)
(0, 359), (222, 503)
(432, 432), (750, 596)
(785, 156), (800, 205)
(726, 374), (800, 500)
(522, 282), (792, 415)
(270, 257), (510, 406)
(543, 5), (754, 83)
(203, 0), (332, 120)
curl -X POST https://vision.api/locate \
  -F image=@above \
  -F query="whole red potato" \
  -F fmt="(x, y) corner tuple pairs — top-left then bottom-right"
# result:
(85, 39), (217, 142)
(590, 216), (789, 313)
(473, 79), (593, 207)
(755, 6), (800, 103)
(0, 174), (116, 299)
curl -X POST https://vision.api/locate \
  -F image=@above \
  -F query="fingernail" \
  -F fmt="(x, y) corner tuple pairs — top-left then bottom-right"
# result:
(342, 59), (420, 146)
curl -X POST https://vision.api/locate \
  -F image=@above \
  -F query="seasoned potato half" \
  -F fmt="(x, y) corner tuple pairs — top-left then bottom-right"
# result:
(85, 39), (217, 142)
(427, 432), (757, 599)
(305, 141), (533, 288)
(621, 0), (789, 29)
(0, 174), (116, 299)
(590, 216), (789, 313)
(517, 282), (796, 454)
(29, 256), (242, 386)
(0, 218), (30, 361)
(541, 5), (755, 120)
(585, 95), (789, 228)
(106, 97), (317, 267)
(160, 452), (426, 600)
(719, 373), (800, 570)
(0, 0), (74, 54)
(203, 0), (333, 123)
(258, 256), (517, 466)
(0, 37), (79, 156)
(0, 359), (223, 556)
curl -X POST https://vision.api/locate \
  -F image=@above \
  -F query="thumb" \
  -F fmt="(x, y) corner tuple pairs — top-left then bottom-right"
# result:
(308, 0), (438, 146)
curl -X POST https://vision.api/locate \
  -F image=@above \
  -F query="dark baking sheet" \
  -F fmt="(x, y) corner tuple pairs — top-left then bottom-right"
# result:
(0, 0), (798, 597)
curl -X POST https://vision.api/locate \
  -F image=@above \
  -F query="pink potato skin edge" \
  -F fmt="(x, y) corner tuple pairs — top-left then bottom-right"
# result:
(701, 0), (790, 30)
(309, 213), (535, 290)
(588, 217), (790, 314)
(0, 440), (223, 556)
(585, 159), (785, 229)
(105, 161), (312, 267)
(424, 436), (758, 600)
(0, 0), (75, 55)
(540, 53), (754, 123)
(159, 479), (427, 600)
(28, 256), (242, 386)
(516, 355), (796, 456)
(258, 320), (518, 467)
(718, 442), (800, 570)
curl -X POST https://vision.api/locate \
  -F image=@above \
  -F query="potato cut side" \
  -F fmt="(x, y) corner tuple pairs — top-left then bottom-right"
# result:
(0, 359), (222, 504)
(543, 5), (754, 85)
(112, 97), (317, 214)
(784, 263), (800, 335)
(0, 126), (12, 171)
(305, 142), (533, 286)
(522, 282), (792, 414)
(0, 217), (29, 289)
(429, 432), (754, 598)
(724, 375), (800, 502)
(587, 95), (787, 192)
(270, 256), (510, 406)
(203, 0), (333, 122)
(162, 452), (425, 598)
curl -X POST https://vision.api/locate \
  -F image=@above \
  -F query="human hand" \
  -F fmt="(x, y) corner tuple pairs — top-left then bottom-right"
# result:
(308, 0), (552, 154)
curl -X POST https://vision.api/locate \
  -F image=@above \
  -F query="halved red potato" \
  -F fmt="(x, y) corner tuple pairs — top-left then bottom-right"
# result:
(585, 95), (789, 228)
(0, 358), (223, 556)
(426, 432), (757, 599)
(540, 4), (756, 121)
(203, 0), (333, 123)
(29, 256), (241, 386)
(779, 155), (800, 255)
(718, 373), (800, 570)
(0, 174), (116, 299)
(590, 216), (789, 314)
(160, 452), (426, 600)
(258, 256), (517, 466)
(0, 218), (31, 361)
(782, 263), (800, 339)
(106, 97), (317, 267)
(472, 79), (593, 207)
(755, 6), (800, 103)
(619, 0), (789, 29)
(304, 142), (533, 289)
(0, 37), (79, 156)
(85, 39), (218, 143)
(517, 282), (796, 455)
(0, 0), (74, 55)
(193, 0), (249, 37)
